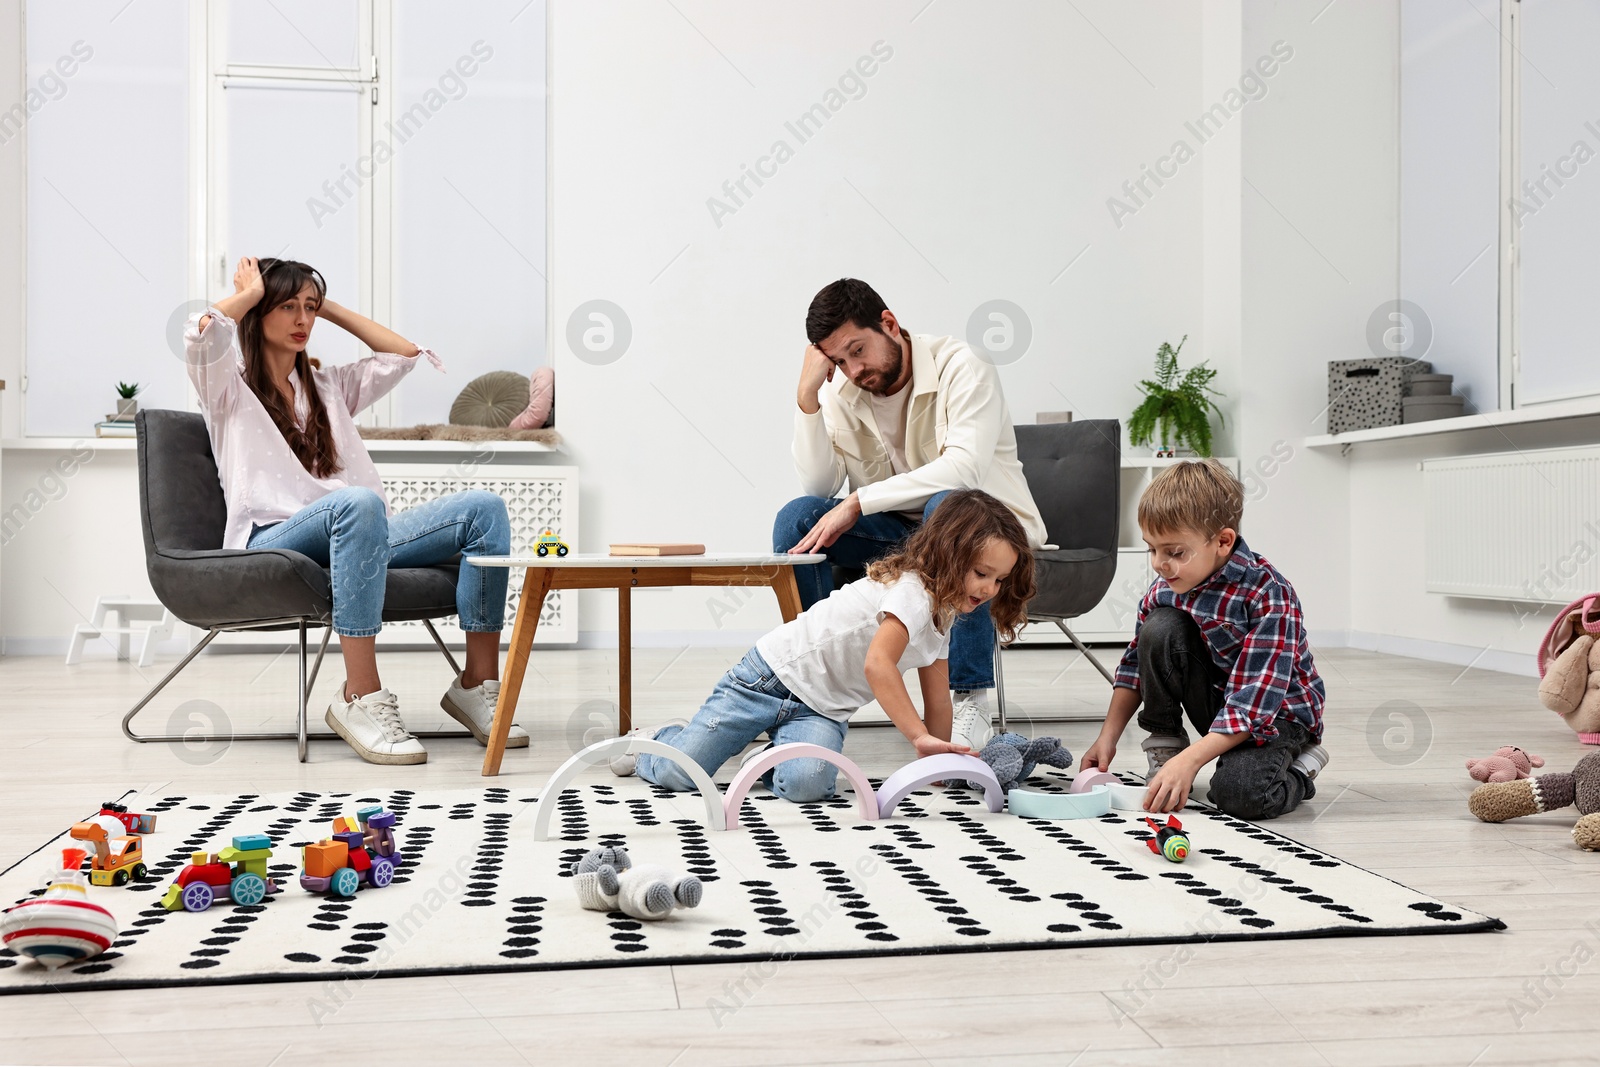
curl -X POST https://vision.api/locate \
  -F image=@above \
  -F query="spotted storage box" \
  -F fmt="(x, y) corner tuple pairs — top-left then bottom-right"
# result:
(1327, 357), (1433, 435)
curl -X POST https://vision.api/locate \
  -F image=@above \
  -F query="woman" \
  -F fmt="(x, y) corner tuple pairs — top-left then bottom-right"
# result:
(184, 256), (527, 765)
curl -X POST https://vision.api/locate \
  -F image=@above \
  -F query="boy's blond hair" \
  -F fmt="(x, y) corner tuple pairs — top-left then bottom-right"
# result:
(1137, 459), (1244, 538)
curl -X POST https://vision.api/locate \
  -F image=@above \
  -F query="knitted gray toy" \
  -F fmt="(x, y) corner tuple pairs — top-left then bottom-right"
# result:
(570, 845), (703, 921)
(963, 732), (1073, 792)
(570, 845), (632, 913)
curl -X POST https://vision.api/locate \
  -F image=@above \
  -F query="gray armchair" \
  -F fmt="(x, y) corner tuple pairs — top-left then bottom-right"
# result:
(122, 409), (472, 761)
(995, 419), (1122, 731)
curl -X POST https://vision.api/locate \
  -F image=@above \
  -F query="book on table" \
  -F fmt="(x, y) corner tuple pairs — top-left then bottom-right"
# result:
(608, 543), (706, 557)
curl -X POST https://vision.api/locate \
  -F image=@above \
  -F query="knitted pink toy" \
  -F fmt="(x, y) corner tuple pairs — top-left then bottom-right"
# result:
(1466, 746), (1545, 784)
(1468, 751), (1600, 851)
(1537, 596), (1600, 744)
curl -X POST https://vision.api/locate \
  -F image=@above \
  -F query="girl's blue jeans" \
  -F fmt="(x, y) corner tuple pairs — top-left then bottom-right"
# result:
(245, 487), (511, 638)
(636, 648), (849, 804)
(772, 489), (996, 689)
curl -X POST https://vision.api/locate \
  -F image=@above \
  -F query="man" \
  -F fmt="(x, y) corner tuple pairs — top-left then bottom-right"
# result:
(775, 277), (1047, 749)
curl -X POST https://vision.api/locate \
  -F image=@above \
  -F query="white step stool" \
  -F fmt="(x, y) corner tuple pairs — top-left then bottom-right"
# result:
(66, 596), (177, 668)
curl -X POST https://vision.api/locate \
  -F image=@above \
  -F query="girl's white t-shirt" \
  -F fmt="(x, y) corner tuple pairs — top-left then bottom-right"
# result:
(755, 571), (951, 721)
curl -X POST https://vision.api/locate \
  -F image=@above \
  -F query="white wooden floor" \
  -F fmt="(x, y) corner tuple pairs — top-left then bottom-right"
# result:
(1, 641), (1596, 1066)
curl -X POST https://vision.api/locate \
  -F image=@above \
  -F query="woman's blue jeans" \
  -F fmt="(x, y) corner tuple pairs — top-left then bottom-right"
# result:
(636, 648), (849, 804)
(245, 487), (511, 637)
(771, 490), (996, 690)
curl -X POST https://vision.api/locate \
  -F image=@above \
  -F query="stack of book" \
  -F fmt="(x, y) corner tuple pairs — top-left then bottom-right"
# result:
(95, 412), (137, 438)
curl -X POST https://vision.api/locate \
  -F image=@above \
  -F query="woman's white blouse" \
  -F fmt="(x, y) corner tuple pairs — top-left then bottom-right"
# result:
(182, 305), (444, 550)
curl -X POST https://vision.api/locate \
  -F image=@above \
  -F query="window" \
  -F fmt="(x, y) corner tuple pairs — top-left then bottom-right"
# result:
(21, 0), (546, 436)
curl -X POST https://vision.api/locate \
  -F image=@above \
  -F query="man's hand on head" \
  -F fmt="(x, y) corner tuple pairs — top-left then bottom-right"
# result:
(789, 493), (862, 554)
(797, 343), (835, 415)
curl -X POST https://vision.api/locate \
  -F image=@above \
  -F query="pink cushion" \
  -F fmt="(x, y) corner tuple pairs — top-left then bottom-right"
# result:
(509, 366), (554, 430)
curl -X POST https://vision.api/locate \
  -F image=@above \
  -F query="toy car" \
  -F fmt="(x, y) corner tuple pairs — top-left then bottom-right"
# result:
(70, 814), (148, 886)
(159, 834), (280, 912)
(534, 528), (569, 557)
(97, 802), (157, 835)
(300, 807), (404, 897)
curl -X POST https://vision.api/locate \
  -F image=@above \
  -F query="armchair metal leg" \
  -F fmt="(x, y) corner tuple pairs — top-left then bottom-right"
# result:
(994, 640), (1009, 734)
(122, 616), (476, 759)
(1055, 620), (1117, 685)
(121, 628), (223, 743)
(297, 622), (309, 763)
(122, 625), (321, 753)
(421, 618), (463, 677)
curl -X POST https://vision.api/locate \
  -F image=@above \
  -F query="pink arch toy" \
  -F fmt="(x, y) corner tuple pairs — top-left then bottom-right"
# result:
(723, 743), (879, 829)
(1071, 769), (1119, 793)
(875, 754), (1004, 819)
(531, 736), (727, 841)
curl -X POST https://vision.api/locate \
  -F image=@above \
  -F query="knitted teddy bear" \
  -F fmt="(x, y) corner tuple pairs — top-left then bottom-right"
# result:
(963, 732), (1073, 792)
(1467, 751), (1600, 850)
(1466, 746), (1545, 783)
(570, 846), (703, 920)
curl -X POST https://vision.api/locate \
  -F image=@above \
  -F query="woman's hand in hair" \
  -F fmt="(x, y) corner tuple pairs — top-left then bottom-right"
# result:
(232, 256), (265, 298)
(202, 257), (267, 331)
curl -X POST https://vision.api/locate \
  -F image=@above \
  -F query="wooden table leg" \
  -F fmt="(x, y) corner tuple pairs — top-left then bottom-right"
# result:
(482, 568), (551, 777)
(618, 582), (632, 736)
(770, 568), (804, 623)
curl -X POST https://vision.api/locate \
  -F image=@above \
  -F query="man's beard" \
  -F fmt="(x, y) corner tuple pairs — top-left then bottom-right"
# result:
(863, 341), (905, 397)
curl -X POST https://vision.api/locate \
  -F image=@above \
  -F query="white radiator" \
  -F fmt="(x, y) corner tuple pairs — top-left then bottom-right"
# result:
(1424, 445), (1600, 604)
(378, 462), (580, 646)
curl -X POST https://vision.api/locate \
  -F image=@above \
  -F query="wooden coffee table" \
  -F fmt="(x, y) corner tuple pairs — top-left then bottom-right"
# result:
(465, 552), (825, 776)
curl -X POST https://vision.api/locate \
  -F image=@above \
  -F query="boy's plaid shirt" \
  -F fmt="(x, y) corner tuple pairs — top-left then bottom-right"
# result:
(1113, 539), (1325, 744)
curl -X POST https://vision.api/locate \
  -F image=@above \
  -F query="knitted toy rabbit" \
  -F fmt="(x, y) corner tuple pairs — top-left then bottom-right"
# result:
(1465, 746), (1545, 784)
(570, 846), (702, 921)
(1538, 634), (1600, 743)
(963, 732), (1073, 792)
(1468, 751), (1600, 851)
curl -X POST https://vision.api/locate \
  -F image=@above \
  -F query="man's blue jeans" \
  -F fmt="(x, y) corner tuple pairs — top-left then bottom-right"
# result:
(245, 487), (511, 637)
(636, 648), (849, 803)
(771, 490), (995, 689)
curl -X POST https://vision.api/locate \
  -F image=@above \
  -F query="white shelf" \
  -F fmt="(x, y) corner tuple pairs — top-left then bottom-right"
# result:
(2, 436), (563, 454)
(1305, 395), (1600, 450)
(3, 437), (136, 450)
(361, 438), (564, 455)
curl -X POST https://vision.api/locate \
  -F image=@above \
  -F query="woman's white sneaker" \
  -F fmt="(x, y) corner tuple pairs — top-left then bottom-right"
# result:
(441, 675), (529, 749)
(326, 684), (427, 765)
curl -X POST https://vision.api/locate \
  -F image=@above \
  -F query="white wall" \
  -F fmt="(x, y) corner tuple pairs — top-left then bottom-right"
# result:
(7, 0), (1507, 675)
(0, 0), (21, 442)
(550, 0), (1225, 644)
(1234, 0), (1402, 639)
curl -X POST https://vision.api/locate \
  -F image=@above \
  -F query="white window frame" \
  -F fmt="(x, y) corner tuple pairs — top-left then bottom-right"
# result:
(189, 0), (398, 424)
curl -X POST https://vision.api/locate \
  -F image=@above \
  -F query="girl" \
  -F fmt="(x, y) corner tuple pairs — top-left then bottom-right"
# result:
(620, 489), (1037, 801)
(184, 255), (526, 765)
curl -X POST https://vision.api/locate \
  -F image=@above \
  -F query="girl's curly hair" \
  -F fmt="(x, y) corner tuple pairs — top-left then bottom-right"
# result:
(867, 489), (1036, 642)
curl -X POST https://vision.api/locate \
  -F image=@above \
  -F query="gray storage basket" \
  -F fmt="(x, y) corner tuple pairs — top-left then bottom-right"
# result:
(1327, 357), (1432, 434)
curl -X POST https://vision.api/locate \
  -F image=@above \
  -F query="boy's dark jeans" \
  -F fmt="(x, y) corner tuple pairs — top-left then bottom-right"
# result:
(1135, 606), (1316, 820)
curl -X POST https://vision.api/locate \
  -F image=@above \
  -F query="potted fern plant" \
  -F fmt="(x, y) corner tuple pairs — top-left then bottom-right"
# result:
(1127, 336), (1224, 457)
(115, 381), (141, 419)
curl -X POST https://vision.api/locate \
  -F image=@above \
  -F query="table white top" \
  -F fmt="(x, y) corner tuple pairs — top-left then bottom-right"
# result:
(467, 552), (827, 568)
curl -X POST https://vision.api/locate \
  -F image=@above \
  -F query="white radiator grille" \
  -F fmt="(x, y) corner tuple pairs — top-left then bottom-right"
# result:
(378, 462), (579, 645)
(1424, 445), (1600, 604)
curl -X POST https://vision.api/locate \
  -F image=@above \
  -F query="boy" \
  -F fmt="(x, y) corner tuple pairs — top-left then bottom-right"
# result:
(1080, 460), (1328, 819)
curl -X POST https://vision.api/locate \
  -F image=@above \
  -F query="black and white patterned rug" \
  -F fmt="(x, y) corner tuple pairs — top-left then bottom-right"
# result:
(0, 778), (1501, 994)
